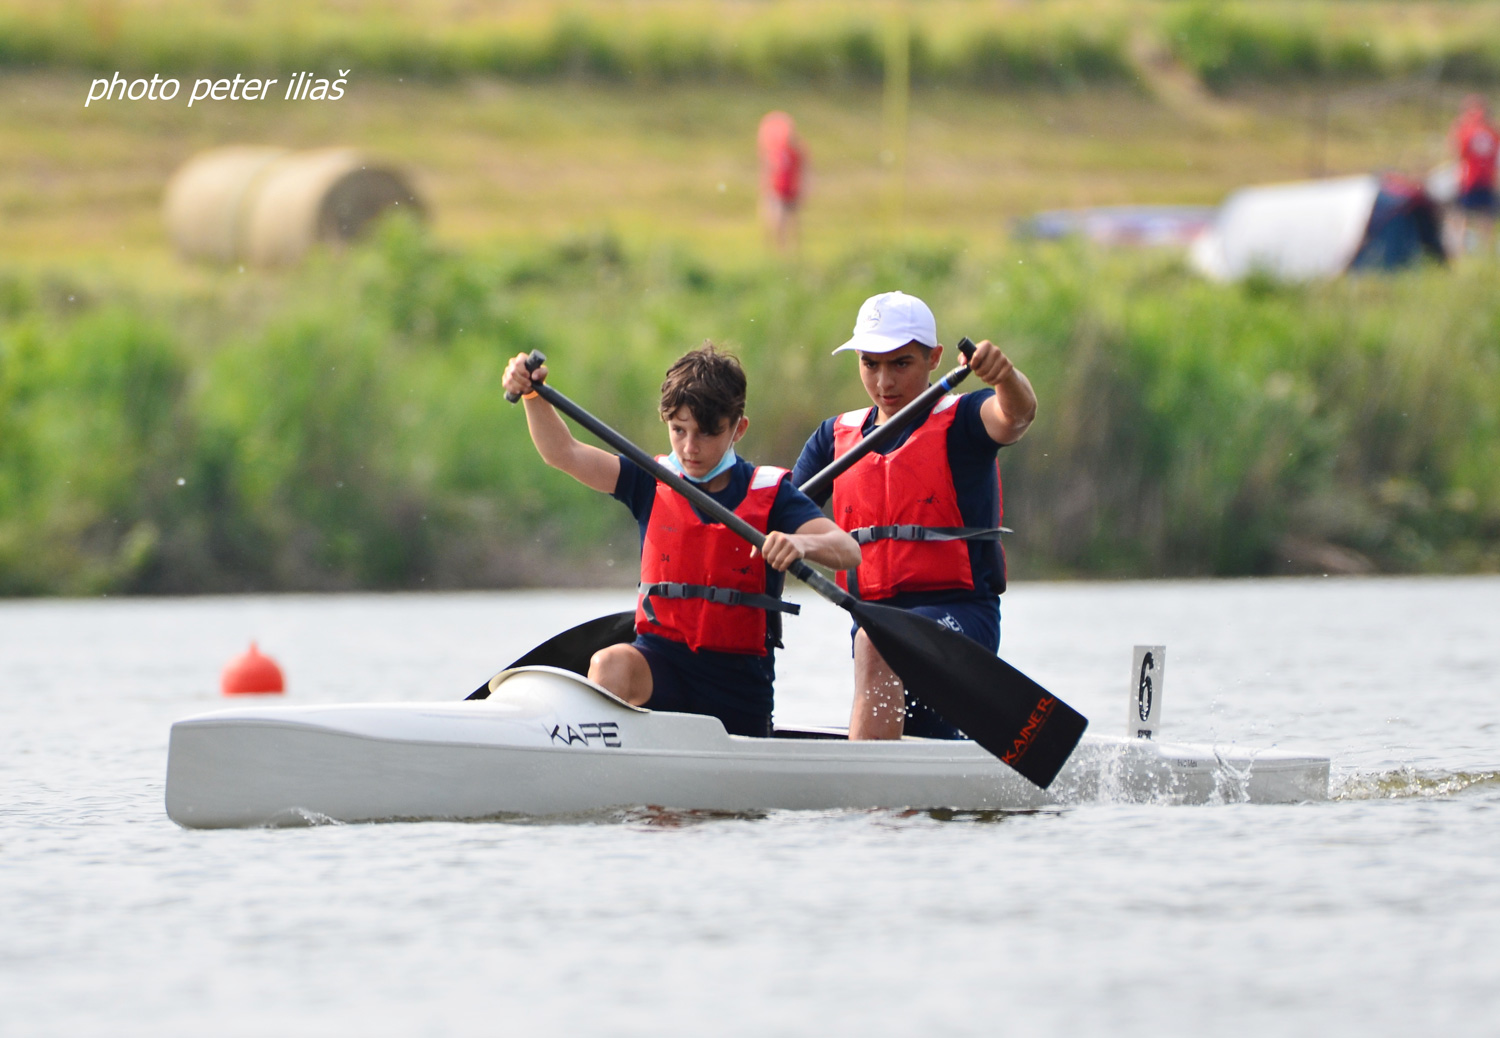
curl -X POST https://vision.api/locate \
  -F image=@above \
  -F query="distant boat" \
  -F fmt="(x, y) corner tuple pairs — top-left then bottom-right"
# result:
(1014, 205), (1217, 248)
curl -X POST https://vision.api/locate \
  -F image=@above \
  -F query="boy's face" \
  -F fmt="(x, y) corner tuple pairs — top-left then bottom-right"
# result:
(665, 406), (748, 479)
(858, 342), (944, 419)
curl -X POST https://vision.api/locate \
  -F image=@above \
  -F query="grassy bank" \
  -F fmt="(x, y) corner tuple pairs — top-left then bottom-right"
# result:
(1, 71), (1463, 275)
(1166, 2), (1500, 92)
(3, 1), (1500, 90)
(0, 0), (1132, 88)
(2, 223), (1496, 595)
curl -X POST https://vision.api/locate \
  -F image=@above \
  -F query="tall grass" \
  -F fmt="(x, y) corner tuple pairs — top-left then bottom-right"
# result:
(1, 222), (1497, 595)
(1164, 2), (1500, 91)
(990, 249), (1500, 575)
(6, 0), (1499, 89)
(0, 0), (1132, 89)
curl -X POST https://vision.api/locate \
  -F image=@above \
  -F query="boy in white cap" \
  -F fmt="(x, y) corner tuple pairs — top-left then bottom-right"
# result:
(790, 291), (1037, 740)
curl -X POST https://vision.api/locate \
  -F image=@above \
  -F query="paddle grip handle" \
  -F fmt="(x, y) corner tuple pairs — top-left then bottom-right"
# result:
(936, 336), (977, 393)
(504, 350), (547, 403)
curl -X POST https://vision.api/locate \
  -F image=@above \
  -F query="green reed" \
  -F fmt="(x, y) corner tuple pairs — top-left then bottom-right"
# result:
(6, 0), (1499, 90)
(1164, 2), (1500, 91)
(1, 220), (1496, 595)
(0, 0), (1133, 90)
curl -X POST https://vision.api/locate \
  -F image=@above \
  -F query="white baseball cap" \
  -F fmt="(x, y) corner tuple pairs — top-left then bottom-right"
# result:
(832, 291), (938, 354)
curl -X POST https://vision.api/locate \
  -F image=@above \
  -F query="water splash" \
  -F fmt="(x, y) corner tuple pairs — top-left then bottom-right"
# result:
(1334, 768), (1500, 801)
(1209, 745), (1256, 804)
(262, 806), (344, 827)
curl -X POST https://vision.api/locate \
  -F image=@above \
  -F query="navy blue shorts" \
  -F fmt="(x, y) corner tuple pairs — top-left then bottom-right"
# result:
(634, 635), (775, 738)
(851, 598), (1001, 740)
(1459, 185), (1496, 212)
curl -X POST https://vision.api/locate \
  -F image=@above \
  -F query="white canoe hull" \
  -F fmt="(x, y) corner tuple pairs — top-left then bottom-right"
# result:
(165, 667), (1330, 828)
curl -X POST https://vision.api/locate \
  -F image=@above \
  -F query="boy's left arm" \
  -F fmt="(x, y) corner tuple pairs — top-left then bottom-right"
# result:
(967, 339), (1037, 446)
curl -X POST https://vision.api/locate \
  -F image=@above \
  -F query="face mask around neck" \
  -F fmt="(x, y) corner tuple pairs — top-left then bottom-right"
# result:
(666, 446), (738, 485)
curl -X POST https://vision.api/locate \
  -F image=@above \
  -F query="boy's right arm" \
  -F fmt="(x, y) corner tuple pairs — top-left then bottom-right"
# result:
(502, 352), (621, 494)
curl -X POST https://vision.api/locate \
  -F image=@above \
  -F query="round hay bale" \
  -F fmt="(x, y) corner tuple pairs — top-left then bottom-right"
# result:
(244, 148), (424, 267)
(162, 146), (291, 264)
(163, 147), (425, 267)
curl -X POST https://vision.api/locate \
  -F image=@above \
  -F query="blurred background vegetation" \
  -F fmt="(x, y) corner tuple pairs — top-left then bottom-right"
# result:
(2, 0), (1498, 593)
(5, 0), (1500, 89)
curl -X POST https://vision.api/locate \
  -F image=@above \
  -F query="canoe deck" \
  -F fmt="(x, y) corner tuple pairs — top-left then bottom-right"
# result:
(165, 667), (1330, 829)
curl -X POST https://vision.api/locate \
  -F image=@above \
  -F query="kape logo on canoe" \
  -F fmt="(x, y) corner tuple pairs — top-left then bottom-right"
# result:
(549, 722), (622, 748)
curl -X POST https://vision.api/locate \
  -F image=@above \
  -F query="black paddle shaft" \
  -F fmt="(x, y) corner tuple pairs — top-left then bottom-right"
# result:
(798, 337), (976, 502)
(503, 353), (1088, 788)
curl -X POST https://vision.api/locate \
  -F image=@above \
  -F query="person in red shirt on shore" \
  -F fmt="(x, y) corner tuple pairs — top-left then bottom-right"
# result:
(1450, 94), (1499, 254)
(758, 111), (804, 253)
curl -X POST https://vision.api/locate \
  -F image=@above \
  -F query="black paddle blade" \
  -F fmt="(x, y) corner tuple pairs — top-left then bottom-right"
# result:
(465, 611), (637, 699)
(847, 599), (1088, 788)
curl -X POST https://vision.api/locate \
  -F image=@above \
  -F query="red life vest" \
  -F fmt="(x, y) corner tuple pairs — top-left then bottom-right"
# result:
(635, 463), (793, 656)
(831, 396), (1002, 600)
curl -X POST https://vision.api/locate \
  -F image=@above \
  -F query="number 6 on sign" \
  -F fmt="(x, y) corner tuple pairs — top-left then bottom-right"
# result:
(1129, 645), (1166, 740)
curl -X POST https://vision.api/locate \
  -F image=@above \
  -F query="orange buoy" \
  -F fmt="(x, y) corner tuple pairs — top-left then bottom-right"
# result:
(221, 641), (286, 695)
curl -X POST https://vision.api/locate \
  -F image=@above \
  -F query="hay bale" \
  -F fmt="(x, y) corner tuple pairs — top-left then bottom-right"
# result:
(162, 146), (291, 264)
(243, 148), (424, 266)
(163, 147), (425, 267)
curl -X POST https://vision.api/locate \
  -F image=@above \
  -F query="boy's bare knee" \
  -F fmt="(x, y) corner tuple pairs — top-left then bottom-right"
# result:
(588, 645), (651, 706)
(587, 644), (625, 681)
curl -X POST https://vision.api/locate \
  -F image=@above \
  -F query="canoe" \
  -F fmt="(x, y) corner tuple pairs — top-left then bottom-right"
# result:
(165, 666), (1330, 828)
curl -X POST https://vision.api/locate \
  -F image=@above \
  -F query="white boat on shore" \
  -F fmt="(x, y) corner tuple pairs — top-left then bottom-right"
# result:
(165, 665), (1330, 828)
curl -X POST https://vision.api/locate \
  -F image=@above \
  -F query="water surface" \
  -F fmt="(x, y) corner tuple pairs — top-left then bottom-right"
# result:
(3, 577), (1498, 1036)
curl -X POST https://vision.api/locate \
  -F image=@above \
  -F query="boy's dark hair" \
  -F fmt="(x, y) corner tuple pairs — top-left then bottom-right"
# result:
(659, 342), (747, 434)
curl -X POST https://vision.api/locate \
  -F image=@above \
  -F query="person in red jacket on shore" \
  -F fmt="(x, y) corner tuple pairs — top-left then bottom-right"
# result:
(1450, 94), (1499, 254)
(503, 344), (858, 738)
(791, 292), (1038, 741)
(758, 111), (805, 253)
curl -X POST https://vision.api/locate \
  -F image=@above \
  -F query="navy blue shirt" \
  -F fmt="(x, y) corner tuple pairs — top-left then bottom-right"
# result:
(612, 455), (827, 714)
(791, 389), (1007, 603)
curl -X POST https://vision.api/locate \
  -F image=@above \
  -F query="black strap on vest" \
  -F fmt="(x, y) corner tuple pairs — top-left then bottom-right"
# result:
(846, 525), (1012, 599)
(638, 582), (802, 626)
(850, 524), (1012, 545)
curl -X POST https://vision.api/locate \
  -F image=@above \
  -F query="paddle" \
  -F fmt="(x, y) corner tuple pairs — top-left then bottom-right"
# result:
(473, 337), (985, 689)
(467, 611), (636, 699)
(491, 353), (1088, 789)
